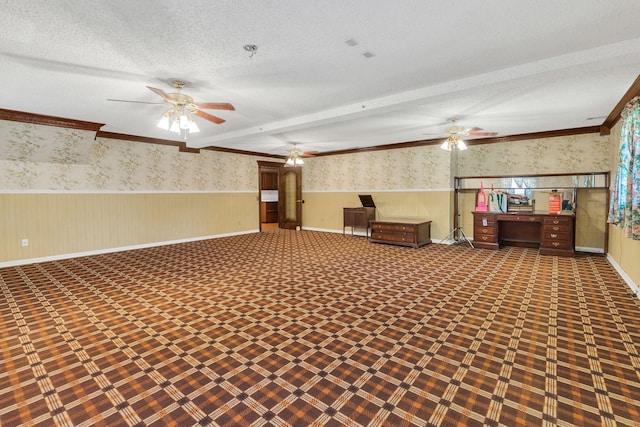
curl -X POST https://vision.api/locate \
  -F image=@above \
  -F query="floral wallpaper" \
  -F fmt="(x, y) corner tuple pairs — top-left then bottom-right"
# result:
(457, 134), (610, 176)
(0, 120), (269, 192)
(303, 145), (452, 191)
(1, 119), (610, 193)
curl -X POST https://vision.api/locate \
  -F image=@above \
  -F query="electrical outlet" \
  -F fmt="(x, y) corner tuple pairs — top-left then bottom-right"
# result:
(21, 239), (29, 247)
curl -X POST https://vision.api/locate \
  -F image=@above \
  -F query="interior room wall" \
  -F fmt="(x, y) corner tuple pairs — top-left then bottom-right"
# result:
(301, 146), (454, 239)
(456, 133), (610, 252)
(1, 192), (257, 263)
(0, 120), (271, 264)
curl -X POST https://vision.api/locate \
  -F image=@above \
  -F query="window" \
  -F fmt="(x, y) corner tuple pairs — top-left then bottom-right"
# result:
(608, 96), (640, 240)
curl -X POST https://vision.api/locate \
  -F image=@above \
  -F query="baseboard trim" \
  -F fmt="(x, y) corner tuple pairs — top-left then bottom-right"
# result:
(0, 230), (259, 268)
(606, 254), (640, 299)
(575, 246), (605, 254)
(303, 226), (368, 237)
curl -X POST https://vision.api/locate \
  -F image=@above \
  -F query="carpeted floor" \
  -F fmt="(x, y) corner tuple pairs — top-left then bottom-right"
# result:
(1, 230), (640, 426)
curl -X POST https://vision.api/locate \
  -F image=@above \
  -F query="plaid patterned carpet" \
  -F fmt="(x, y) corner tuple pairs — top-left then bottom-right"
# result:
(2, 230), (640, 427)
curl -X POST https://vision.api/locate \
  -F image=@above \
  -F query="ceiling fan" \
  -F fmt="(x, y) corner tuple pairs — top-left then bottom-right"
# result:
(108, 80), (235, 135)
(283, 143), (320, 166)
(440, 118), (498, 151)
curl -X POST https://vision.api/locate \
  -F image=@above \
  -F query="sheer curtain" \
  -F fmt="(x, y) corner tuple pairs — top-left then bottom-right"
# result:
(608, 96), (640, 239)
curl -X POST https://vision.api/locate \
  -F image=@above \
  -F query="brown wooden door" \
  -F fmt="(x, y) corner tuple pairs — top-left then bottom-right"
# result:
(279, 166), (302, 229)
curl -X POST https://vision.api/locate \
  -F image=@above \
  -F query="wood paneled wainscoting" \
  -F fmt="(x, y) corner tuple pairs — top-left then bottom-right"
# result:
(0, 192), (258, 264)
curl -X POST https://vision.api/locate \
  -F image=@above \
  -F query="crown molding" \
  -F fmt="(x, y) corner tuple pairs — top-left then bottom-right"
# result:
(97, 130), (285, 159)
(0, 108), (104, 132)
(600, 74), (640, 135)
(310, 126), (602, 157)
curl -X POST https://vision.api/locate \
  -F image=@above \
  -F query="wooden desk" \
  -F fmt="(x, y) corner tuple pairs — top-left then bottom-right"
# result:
(370, 218), (432, 248)
(343, 207), (375, 236)
(472, 211), (575, 256)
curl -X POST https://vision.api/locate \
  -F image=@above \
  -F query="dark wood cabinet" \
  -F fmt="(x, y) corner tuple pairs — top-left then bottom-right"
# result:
(472, 212), (575, 256)
(260, 202), (279, 223)
(370, 219), (432, 248)
(261, 171), (279, 190)
(343, 207), (375, 236)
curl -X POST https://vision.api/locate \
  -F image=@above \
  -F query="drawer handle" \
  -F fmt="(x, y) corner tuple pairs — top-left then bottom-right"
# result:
(551, 233), (558, 238)
(481, 236), (488, 241)
(553, 226), (560, 231)
(553, 220), (560, 224)
(530, 217), (536, 221)
(552, 242), (560, 247)
(482, 228), (488, 233)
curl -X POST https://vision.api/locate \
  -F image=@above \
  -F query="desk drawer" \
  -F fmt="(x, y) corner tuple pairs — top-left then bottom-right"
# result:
(497, 214), (541, 222)
(544, 224), (569, 233)
(544, 217), (571, 226)
(475, 226), (496, 235)
(474, 233), (497, 243)
(474, 220), (496, 229)
(541, 239), (571, 250)
(543, 231), (569, 241)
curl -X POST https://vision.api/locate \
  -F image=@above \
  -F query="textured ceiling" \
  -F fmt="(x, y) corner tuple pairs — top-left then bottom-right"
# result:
(1, 0), (640, 156)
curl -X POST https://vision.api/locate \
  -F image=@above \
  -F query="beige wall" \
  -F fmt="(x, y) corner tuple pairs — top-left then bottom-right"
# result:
(301, 144), (455, 239)
(1, 192), (257, 262)
(302, 191), (452, 239)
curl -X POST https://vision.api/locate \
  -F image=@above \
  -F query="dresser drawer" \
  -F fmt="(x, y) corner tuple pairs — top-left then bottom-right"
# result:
(371, 223), (417, 233)
(371, 232), (414, 243)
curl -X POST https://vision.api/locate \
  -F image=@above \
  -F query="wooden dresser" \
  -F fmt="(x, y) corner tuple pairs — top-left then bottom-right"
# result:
(472, 211), (575, 256)
(370, 219), (432, 248)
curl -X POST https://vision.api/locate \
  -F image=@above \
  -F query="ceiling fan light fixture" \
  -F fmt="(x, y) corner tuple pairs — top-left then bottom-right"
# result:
(179, 113), (190, 130)
(440, 134), (467, 151)
(285, 144), (304, 167)
(188, 119), (200, 133)
(156, 111), (171, 130)
(169, 119), (181, 134)
(285, 156), (304, 166)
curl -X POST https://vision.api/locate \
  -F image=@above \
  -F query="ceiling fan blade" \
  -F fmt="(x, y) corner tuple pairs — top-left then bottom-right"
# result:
(302, 151), (319, 157)
(193, 109), (225, 124)
(107, 98), (164, 105)
(195, 102), (235, 111)
(467, 130), (498, 137)
(146, 86), (173, 101)
(464, 127), (483, 132)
